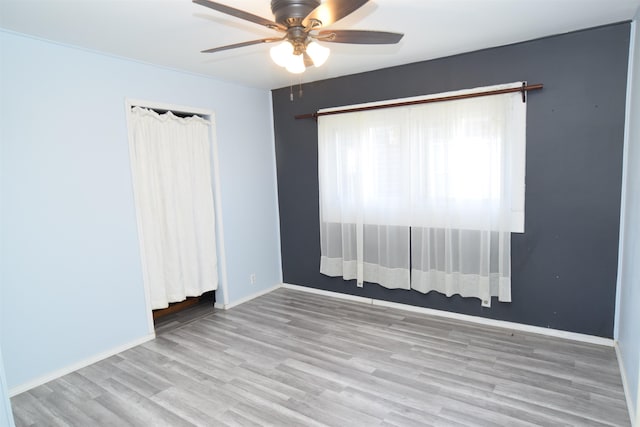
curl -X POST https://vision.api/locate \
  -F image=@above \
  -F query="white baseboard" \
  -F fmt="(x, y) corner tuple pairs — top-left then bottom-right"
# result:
(9, 333), (155, 397)
(281, 283), (614, 347)
(215, 284), (282, 310)
(282, 283), (371, 304)
(615, 342), (637, 426)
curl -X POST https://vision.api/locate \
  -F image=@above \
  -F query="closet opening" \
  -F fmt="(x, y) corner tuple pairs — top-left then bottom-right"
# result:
(125, 99), (229, 335)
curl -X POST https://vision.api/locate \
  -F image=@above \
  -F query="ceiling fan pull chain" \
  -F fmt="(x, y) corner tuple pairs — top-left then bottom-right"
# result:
(299, 78), (303, 99)
(290, 83), (294, 102)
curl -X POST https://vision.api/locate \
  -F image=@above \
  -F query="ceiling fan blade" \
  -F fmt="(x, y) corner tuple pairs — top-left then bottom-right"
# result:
(201, 37), (283, 54)
(317, 30), (404, 44)
(302, 0), (369, 28)
(193, 0), (286, 31)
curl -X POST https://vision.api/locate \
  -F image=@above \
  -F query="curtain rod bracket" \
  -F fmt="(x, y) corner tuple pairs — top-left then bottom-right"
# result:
(521, 82), (526, 103)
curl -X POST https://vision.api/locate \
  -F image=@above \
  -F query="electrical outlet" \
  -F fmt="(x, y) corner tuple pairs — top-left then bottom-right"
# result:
(250, 273), (256, 284)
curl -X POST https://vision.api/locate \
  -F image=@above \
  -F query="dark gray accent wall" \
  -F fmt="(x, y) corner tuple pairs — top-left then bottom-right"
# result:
(272, 23), (630, 338)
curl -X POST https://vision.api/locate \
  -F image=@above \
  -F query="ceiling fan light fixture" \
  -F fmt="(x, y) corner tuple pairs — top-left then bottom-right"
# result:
(270, 41), (294, 67)
(306, 41), (330, 67)
(194, 0), (403, 76)
(285, 53), (306, 74)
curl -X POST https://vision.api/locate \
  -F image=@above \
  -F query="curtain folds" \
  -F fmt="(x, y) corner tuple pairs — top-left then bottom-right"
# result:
(318, 83), (526, 306)
(320, 222), (410, 289)
(129, 107), (218, 310)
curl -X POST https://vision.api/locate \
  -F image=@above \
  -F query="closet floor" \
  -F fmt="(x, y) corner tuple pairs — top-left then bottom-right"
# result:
(154, 299), (215, 335)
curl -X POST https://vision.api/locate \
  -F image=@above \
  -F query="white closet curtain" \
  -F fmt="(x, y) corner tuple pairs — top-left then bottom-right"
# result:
(318, 83), (526, 306)
(129, 106), (218, 309)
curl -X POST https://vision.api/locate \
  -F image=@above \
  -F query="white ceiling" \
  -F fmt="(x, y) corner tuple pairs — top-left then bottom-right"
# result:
(1, 0), (639, 90)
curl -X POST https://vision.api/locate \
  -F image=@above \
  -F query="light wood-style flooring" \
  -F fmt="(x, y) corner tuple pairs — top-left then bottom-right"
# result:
(11, 288), (630, 426)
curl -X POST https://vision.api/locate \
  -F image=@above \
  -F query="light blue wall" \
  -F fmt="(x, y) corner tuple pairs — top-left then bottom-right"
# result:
(0, 30), (282, 392)
(618, 16), (640, 425)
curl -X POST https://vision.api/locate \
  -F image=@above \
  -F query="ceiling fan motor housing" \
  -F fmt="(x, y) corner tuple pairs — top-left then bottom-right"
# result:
(271, 0), (320, 26)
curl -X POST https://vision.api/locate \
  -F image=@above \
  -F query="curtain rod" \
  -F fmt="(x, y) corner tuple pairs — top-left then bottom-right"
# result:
(294, 83), (543, 120)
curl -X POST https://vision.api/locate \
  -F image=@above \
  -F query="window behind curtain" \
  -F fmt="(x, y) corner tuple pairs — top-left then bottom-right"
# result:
(318, 82), (526, 306)
(319, 84), (526, 232)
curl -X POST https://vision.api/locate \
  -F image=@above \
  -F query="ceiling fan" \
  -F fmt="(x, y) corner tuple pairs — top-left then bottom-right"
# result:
(193, 0), (404, 74)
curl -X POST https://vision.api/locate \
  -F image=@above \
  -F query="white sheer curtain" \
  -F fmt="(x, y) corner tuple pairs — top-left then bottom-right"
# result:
(318, 83), (526, 306)
(129, 107), (218, 309)
(319, 109), (412, 289)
